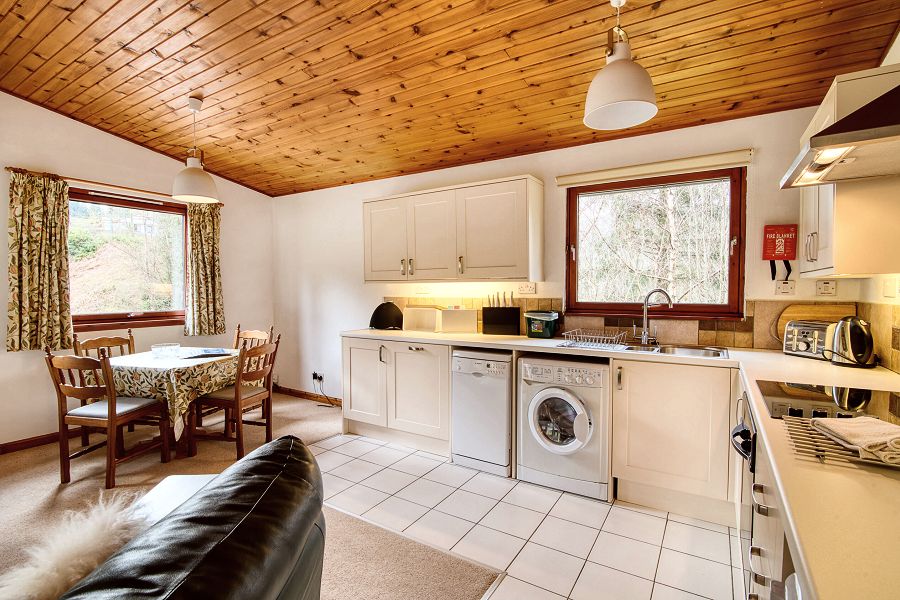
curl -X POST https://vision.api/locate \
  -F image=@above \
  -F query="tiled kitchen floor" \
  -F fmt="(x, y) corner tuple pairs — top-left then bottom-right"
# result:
(311, 434), (748, 600)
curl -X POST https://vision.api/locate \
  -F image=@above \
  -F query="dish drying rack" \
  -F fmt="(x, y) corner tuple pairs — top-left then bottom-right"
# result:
(558, 329), (628, 349)
(782, 415), (900, 471)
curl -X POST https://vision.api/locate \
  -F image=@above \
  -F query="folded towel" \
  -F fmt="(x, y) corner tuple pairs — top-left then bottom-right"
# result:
(810, 416), (900, 465)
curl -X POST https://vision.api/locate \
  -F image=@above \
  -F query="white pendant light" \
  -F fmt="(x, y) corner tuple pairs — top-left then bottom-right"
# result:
(583, 0), (657, 131)
(173, 95), (219, 204)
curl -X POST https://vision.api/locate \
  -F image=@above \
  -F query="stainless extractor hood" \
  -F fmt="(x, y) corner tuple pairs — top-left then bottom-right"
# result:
(781, 85), (900, 189)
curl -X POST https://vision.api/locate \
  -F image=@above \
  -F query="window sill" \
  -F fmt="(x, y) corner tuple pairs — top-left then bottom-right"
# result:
(564, 308), (745, 321)
(73, 317), (185, 333)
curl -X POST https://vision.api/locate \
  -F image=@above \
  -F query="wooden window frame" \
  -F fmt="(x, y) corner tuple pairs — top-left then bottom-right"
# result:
(565, 167), (747, 320)
(68, 188), (188, 333)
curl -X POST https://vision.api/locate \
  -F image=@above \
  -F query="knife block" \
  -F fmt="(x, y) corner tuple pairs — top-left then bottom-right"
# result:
(482, 307), (521, 335)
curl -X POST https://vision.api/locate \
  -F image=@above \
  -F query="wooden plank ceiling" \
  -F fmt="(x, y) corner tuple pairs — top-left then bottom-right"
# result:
(1, 0), (898, 196)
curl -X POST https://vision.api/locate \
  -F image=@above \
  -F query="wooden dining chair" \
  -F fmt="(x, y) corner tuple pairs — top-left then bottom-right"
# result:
(73, 329), (135, 358)
(73, 329), (138, 439)
(192, 335), (281, 460)
(45, 348), (170, 489)
(232, 323), (274, 350)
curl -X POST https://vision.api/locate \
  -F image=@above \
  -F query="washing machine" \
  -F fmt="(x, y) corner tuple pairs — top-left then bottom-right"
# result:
(517, 356), (611, 501)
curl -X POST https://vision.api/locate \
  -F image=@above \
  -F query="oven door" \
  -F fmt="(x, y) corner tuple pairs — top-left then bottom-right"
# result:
(731, 392), (755, 599)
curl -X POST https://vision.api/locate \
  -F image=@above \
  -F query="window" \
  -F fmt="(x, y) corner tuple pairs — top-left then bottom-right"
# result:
(565, 168), (746, 318)
(68, 189), (187, 332)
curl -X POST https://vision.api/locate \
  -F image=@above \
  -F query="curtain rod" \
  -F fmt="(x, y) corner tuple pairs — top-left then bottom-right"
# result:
(5, 166), (175, 203)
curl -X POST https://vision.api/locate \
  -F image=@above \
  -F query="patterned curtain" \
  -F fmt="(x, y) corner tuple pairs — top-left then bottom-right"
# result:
(184, 203), (226, 336)
(6, 171), (73, 351)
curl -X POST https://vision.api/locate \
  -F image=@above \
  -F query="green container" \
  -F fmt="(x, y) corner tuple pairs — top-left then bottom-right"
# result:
(525, 311), (559, 338)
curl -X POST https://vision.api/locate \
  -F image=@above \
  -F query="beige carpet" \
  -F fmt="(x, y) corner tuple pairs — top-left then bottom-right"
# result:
(0, 393), (342, 571)
(322, 507), (499, 600)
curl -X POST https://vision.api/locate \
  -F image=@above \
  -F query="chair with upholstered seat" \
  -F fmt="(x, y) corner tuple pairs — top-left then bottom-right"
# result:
(45, 348), (170, 489)
(191, 335), (280, 460)
(232, 323), (274, 350)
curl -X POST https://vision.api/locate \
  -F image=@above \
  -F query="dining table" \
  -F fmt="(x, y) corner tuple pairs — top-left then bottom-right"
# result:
(108, 347), (240, 442)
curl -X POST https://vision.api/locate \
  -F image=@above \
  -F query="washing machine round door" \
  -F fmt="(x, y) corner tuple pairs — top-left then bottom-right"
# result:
(528, 387), (593, 455)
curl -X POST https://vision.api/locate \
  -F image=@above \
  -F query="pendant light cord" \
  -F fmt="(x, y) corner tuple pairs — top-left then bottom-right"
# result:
(192, 108), (197, 151)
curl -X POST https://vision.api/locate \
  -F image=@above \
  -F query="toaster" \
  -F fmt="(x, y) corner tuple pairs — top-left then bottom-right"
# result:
(783, 320), (831, 360)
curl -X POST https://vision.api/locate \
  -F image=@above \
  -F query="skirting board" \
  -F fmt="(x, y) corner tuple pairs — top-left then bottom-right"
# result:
(0, 427), (85, 456)
(274, 384), (342, 407)
(346, 421), (450, 456)
(616, 479), (737, 528)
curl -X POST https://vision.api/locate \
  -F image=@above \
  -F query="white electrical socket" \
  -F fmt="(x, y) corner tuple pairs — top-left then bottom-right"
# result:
(517, 282), (537, 295)
(775, 280), (796, 295)
(816, 279), (837, 296)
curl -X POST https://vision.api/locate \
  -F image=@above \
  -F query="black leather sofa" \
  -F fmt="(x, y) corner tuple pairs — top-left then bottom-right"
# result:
(61, 435), (325, 600)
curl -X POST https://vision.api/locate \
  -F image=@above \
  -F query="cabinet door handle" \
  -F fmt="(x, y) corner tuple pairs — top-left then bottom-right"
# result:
(810, 232), (818, 262)
(458, 255), (464, 274)
(408, 345), (425, 352)
(751, 483), (771, 516)
(400, 259), (406, 276)
(804, 234), (811, 263)
(747, 546), (768, 586)
(616, 366), (623, 390)
(409, 258), (415, 275)
(378, 345), (386, 363)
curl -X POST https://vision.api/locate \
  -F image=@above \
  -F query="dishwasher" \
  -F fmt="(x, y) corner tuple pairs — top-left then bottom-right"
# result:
(451, 349), (512, 477)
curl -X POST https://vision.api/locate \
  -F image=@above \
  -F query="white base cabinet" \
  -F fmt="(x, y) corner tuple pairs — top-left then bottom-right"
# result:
(342, 337), (450, 441)
(612, 359), (733, 500)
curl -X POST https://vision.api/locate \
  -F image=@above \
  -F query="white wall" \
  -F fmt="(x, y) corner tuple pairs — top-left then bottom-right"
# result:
(0, 93), (275, 444)
(272, 107), (862, 396)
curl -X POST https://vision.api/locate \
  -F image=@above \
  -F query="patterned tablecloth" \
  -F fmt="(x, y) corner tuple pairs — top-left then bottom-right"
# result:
(109, 348), (239, 439)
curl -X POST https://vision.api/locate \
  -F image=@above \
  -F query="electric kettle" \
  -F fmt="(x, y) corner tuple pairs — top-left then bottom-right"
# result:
(827, 317), (876, 368)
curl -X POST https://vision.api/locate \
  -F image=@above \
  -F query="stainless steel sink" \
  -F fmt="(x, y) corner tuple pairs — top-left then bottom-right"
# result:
(656, 345), (728, 358)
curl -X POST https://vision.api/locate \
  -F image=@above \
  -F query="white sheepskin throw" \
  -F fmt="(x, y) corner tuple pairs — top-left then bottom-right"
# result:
(0, 492), (148, 600)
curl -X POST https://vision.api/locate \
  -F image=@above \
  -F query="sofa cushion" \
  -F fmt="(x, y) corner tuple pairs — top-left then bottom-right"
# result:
(60, 436), (324, 600)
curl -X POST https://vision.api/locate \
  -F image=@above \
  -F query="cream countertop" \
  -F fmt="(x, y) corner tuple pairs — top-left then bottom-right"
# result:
(342, 329), (900, 600)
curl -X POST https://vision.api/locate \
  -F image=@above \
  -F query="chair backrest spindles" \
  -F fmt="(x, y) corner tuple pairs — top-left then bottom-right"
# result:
(236, 334), (281, 390)
(73, 329), (135, 359)
(45, 348), (118, 419)
(233, 323), (274, 350)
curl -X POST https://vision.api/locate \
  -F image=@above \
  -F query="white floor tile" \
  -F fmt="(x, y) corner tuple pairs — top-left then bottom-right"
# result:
(328, 459), (384, 483)
(570, 561), (653, 600)
(314, 450), (354, 472)
(614, 500), (668, 519)
(405, 509), (474, 550)
(385, 442), (415, 453)
(530, 515), (599, 559)
(667, 513), (728, 534)
(354, 435), (387, 446)
(655, 548), (733, 600)
(461, 472), (518, 500)
(507, 542), (585, 597)
(502, 482), (562, 513)
(488, 576), (565, 600)
(331, 439), (381, 458)
(602, 506), (666, 545)
(308, 444), (327, 456)
(424, 463), (478, 487)
(549, 493), (612, 529)
(361, 445), (412, 467)
(391, 454), (443, 477)
(395, 477), (456, 508)
(327, 485), (389, 515)
(588, 531), (661, 580)
(651, 583), (708, 600)
(360, 468), (418, 495)
(435, 489), (498, 522)
(415, 450), (449, 462)
(663, 521), (731, 565)
(451, 524), (526, 571)
(313, 435), (354, 450)
(363, 496), (429, 532)
(321, 472), (354, 499)
(480, 501), (546, 539)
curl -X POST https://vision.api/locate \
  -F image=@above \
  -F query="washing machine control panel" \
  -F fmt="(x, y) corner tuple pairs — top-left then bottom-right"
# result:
(522, 364), (607, 387)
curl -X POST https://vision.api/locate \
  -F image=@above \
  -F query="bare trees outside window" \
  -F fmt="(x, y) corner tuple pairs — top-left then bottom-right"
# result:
(566, 168), (745, 319)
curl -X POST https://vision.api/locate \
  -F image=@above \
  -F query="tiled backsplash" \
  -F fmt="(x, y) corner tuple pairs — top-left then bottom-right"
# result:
(384, 296), (899, 374)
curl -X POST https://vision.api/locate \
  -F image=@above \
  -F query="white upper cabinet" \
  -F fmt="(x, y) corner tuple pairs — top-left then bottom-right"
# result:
(407, 191), (457, 280)
(362, 175), (543, 282)
(363, 197), (408, 281)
